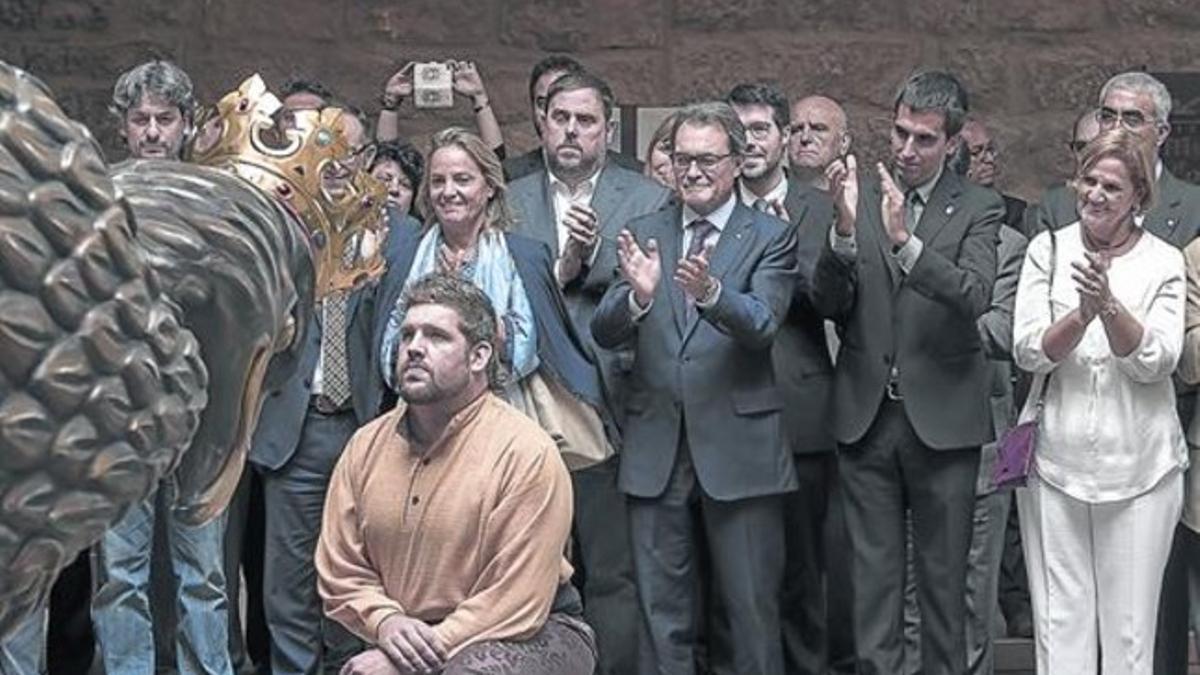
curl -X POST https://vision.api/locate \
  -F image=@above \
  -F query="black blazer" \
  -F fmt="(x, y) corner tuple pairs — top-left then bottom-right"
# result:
(812, 170), (1003, 450)
(774, 180), (837, 454)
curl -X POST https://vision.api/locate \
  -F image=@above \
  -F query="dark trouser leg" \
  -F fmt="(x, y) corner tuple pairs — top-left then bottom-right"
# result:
(781, 453), (834, 675)
(997, 499), (1031, 636)
(628, 446), (699, 675)
(570, 457), (642, 675)
(261, 409), (361, 675)
(1154, 522), (1191, 675)
(963, 490), (1010, 675)
(824, 469), (856, 675)
(244, 473), (270, 673)
(837, 405), (910, 675)
(47, 552), (94, 675)
(441, 614), (597, 675)
(151, 488), (179, 673)
(225, 471), (252, 675)
(903, 432), (978, 675)
(701, 491), (786, 675)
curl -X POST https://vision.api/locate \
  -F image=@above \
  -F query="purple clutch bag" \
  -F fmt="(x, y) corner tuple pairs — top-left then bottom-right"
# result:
(992, 419), (1038, 489)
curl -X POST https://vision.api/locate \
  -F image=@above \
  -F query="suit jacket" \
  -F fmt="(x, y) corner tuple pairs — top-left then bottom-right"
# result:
(248, 214), (418, 471)
(773, 180), (837, 454)
(508, 163), (672, 422)
(591, 200), (799, 500)
(1003, 193), (1029, 237)
(812, 170), (1004, 450)
(504, 147), (644, 183)
(976, 223), (1029, 495)
(1031, 166), (1200, 249)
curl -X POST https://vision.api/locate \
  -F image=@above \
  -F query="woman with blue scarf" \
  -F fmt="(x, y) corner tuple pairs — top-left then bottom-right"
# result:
(375, 127), (615, 468)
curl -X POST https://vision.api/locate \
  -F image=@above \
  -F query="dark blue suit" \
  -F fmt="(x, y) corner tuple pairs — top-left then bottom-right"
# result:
(247, 213), (415, 674)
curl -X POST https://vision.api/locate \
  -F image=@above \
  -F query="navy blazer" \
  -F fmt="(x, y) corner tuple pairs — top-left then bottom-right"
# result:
(591, 201), (799, 500)
(248, 213), (416, 471)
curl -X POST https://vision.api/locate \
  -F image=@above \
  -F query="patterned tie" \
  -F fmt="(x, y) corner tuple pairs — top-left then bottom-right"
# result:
(685, 219), (716, 324)
(320, 290), (352, 409)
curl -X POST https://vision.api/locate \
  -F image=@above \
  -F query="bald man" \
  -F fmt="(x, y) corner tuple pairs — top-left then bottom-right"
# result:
(788, 95), (851, 191)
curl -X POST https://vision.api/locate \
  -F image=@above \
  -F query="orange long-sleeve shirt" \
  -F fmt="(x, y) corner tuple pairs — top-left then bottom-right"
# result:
(315, 392), (574, 656)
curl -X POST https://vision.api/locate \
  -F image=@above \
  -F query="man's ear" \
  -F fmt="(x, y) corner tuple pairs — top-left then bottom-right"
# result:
(1157, 120), (1171, 150)
(605, 118), (617, 146)
(469, 341), (493, 376)
(839, 132), (852, 157)
(944, 133), (962, 161)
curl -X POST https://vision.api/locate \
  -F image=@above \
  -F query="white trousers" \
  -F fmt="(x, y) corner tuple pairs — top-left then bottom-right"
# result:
(1017, 470), (1183, 675)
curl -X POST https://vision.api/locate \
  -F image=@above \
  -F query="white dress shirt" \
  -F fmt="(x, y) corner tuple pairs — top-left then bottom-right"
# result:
(738, 175), (788, 211)
(1013, 223), (1188, 503)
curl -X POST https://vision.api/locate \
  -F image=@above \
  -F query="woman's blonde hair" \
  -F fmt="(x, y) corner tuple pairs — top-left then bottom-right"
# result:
(418, 127), (515, 231)
(1074, 128), (1157, 216)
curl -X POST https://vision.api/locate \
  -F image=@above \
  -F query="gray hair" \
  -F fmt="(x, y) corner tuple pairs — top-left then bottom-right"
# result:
(894, 70), (969, 137)
(1099, 71), (1172, 125)
(110, 60), (196, 122)
(672, 101), (748, 157)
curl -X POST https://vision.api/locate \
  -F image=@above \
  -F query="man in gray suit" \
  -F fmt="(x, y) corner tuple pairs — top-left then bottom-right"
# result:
(508, 70), (670, 675)
(812, 71), (1002, 675)
(592, 101), (798, 675)
(1032, 73), (1200, 247)
(728, 82), (840, 675)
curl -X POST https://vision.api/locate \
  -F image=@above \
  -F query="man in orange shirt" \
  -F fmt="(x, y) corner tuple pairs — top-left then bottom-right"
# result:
(316, 274), (596, 675)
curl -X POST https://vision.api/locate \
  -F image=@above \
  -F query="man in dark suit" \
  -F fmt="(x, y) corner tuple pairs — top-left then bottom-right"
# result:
(507, 71), (671, 675)
(592, 101), (798, 675)
(728, 82), (839, 675)
(247, 109), (403, 675)
(504, 55), (642, 182)
(1032, 74), (1200, 247)
(812, 70), (1002, 675)
(960, 118), (1027, 238)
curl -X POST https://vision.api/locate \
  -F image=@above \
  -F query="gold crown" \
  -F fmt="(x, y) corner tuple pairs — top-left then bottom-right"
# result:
(185, 75), (388, 297)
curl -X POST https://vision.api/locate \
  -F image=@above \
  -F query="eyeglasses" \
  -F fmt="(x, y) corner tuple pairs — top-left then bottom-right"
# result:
(671, 153), (734, 173)
(967, 143), (997, 159)
(745, 122), (776, 140)
(1097, 106), (1154, 131)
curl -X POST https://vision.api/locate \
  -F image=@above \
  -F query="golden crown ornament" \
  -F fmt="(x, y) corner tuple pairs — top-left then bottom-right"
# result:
(186, 74), (388, 297)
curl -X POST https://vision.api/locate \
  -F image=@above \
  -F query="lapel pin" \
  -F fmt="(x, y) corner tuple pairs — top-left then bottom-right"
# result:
(1168, 218), (1177, 229)
(945, 204), (954, 216)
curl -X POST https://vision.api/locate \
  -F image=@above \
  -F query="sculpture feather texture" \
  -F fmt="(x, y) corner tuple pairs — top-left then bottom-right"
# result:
(0, 62), (314, 637)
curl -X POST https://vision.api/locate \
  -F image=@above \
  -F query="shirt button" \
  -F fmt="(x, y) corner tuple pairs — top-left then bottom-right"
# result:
(422, 458), (430, 466)
(411, 496), (420, 505)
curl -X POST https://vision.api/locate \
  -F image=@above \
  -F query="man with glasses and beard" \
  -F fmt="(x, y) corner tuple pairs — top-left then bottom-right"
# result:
(727, 82), (839, 675)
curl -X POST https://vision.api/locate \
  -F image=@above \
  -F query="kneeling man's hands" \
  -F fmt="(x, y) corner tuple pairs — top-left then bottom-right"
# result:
(377, 614), (447, 674)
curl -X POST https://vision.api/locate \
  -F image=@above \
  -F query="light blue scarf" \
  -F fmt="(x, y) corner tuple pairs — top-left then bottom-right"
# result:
(380, 226), (539, 390)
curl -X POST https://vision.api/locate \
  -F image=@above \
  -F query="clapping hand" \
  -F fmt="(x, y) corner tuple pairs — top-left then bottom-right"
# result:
(826, 154), (859, 236)
(674, 243), (716, 304)
(1072, 251), (1112, 322)
(558, 204), (600, 283)
(877, 163), (909, 248)
(615, 229), (661, 308)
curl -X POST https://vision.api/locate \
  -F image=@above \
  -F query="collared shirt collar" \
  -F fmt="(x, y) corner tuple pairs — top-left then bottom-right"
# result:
(737, 174), (788, 208)
(395, 391), (491, 460)
(549, 165), (602, 203)
(682, 192), (737, 232)
(898, 164), (943, 205)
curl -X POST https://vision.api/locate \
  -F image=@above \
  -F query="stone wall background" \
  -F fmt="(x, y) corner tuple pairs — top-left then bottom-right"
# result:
(2, 0), (1199, 201)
